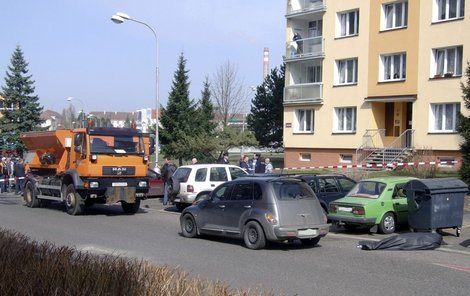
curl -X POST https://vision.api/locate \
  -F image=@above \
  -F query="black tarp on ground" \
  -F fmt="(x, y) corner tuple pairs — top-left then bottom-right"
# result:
(357, 233), (442, 250)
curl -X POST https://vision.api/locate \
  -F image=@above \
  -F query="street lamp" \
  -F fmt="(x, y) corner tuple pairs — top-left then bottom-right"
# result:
(111, 12), (160, 168)
(66, 96), (85, 128)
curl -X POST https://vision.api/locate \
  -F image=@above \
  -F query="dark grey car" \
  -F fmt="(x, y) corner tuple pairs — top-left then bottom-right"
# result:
(180, 176), (329, 249)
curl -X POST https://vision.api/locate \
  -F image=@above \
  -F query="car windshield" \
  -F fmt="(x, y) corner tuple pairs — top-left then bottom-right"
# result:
(348, 181), (387, 198)
(272, 181), (316, 200)
(90, 134), (144, 155)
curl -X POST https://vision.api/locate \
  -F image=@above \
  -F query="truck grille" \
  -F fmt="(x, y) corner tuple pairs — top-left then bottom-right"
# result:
(102, 166), (136, 175)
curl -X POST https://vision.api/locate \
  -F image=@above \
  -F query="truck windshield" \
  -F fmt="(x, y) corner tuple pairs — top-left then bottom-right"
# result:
(90, 135), (144, 155)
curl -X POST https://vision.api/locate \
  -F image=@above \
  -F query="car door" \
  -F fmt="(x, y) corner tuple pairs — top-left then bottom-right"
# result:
(392, 183), (408, 223)
(220, 181), (254, 234)
(317, 177), (343, 205)
(199, 183), (233, 232)
(147, 169), (164, 197)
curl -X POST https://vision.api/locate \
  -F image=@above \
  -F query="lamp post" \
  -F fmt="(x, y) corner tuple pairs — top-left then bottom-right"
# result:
(111, 12), (160, 168)
(66, 96), (85, 128)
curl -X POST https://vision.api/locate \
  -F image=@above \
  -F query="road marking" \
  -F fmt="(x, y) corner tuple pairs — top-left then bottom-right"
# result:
(78, 245), (132, 257)
(433, 263), (470, 272)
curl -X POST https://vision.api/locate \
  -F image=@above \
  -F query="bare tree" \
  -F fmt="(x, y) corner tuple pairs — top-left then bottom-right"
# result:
(211, 61), (249, 129)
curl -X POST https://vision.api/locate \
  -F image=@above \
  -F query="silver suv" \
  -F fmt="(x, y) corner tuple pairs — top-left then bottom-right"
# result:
(180, 176), (329, 249)
(169, 164), (247, 211)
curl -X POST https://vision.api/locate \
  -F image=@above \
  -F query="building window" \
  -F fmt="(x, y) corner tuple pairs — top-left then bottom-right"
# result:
(438, 157), (456, 167)
(380, 53), (406, 81)
(336, 58), (358, 85)
(337, 10), (359, 37)
(434, 0), (465, 21)
(340, 154), (353, 164)
(433, 46), (463, 77)
(382, 1), (408, 30)
(300, 153), (311, 161)
(334, 107), (356, 133)
(429, 103), (460, 132)
(295, 109), (314, 133)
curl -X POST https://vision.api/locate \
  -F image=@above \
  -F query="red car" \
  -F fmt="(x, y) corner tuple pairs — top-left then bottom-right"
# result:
(147, 169), (165, 198)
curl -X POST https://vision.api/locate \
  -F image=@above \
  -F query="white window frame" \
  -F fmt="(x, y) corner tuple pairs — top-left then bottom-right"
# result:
(432, 46), (463, 77)
(380, 53), (406, 81)
(300, 153), (311, 162)
(333, 107), (356, 133)
(429, 103), (460, 133)
(340, 154), (353, 164)
(294, 109), (314, 133)
(337, 9), (359, 37)
(336, 58), (358, 85)
(381, 1), (408, 30)
(434, 0), (465, 22)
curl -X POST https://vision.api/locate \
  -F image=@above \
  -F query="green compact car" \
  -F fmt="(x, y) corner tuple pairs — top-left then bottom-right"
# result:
(328, 176), (417, 234)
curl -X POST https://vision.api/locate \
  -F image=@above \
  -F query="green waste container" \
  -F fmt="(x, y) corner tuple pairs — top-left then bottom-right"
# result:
(404, 178), (468, 237)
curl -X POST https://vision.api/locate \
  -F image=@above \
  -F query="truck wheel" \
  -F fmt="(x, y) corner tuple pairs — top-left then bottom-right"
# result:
(23, 182), (40, 208)
(65, 184), (85, 216)
(122, 197), (141, 214)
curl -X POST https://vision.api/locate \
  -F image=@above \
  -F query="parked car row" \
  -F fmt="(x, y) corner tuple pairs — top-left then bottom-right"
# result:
(147, 164), (440, 249)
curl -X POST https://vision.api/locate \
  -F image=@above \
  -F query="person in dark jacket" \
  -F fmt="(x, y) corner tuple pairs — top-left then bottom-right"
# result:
(218, 152), (230, 164)
(13, 158), (26, 195)
(160, 157), (177, 206)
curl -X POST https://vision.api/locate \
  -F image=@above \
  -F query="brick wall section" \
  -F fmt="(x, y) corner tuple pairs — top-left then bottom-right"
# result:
(284, 148), (463, 170)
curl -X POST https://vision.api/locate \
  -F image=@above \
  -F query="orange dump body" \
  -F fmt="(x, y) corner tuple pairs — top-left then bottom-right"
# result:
(20, 129), (76, 174)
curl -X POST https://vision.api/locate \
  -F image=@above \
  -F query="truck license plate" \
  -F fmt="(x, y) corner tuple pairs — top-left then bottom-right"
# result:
(112, 182), (128, 187)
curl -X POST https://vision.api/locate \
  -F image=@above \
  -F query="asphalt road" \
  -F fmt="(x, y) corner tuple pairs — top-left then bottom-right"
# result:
(0, 193), (469, 296)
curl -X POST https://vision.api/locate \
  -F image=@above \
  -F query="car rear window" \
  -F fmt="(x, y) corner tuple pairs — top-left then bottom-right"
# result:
(272, 181), (315, 200)
(348, 181), (386, 198)
(173, 167), (191, 182)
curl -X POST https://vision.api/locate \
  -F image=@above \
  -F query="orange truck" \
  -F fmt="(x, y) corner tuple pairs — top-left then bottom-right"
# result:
(20, 127), (150, 215)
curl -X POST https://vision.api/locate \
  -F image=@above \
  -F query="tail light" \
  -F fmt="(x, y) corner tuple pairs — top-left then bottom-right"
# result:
(265, 213), (278, 225)
(329, 204), (338, 213)
(187, 185), (194, 193)
(352, 207), (365, 215)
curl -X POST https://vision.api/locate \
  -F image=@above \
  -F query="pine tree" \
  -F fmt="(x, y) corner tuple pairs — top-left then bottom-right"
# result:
(196, 77), (216, 135)
(247, 64), (285, 148)
(160, 52), (196, 165)
(0, 46), (43, 154)
(458, 62), (470, 184)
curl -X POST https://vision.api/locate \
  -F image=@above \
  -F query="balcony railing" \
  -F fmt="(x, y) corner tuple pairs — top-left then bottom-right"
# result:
(287, 0), (325, 16)
(284, 83), (323, 104)
(285, 36), (324, 60)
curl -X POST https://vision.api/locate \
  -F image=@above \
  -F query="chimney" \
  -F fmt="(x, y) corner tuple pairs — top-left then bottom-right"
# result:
(263, 47), (269, 80)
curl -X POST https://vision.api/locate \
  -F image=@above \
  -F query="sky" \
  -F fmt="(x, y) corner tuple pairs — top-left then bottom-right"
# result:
(0, 0), (286, 114)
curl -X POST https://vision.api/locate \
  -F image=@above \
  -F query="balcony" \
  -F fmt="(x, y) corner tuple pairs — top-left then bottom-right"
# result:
(286, 0), (326, 18)
(285, 36), (324, 61)
(284, 83), (323, 105)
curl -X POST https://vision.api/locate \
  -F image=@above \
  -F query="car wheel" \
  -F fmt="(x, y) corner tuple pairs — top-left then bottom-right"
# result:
(65, 184), (85, 216)
(300, 237), (321, 247)
(243, 221), (266, 250)
(378, 212), (396, 234)
(169, 176), (180, 195)
(122, 197), (141, 214)
(181, 214), (198, 238)
(23, 181), (40, 208)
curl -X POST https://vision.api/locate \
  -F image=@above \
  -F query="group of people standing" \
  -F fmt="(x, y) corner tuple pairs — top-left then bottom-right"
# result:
(239, 153), (273, 174)
(0, 156), (26, 195)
